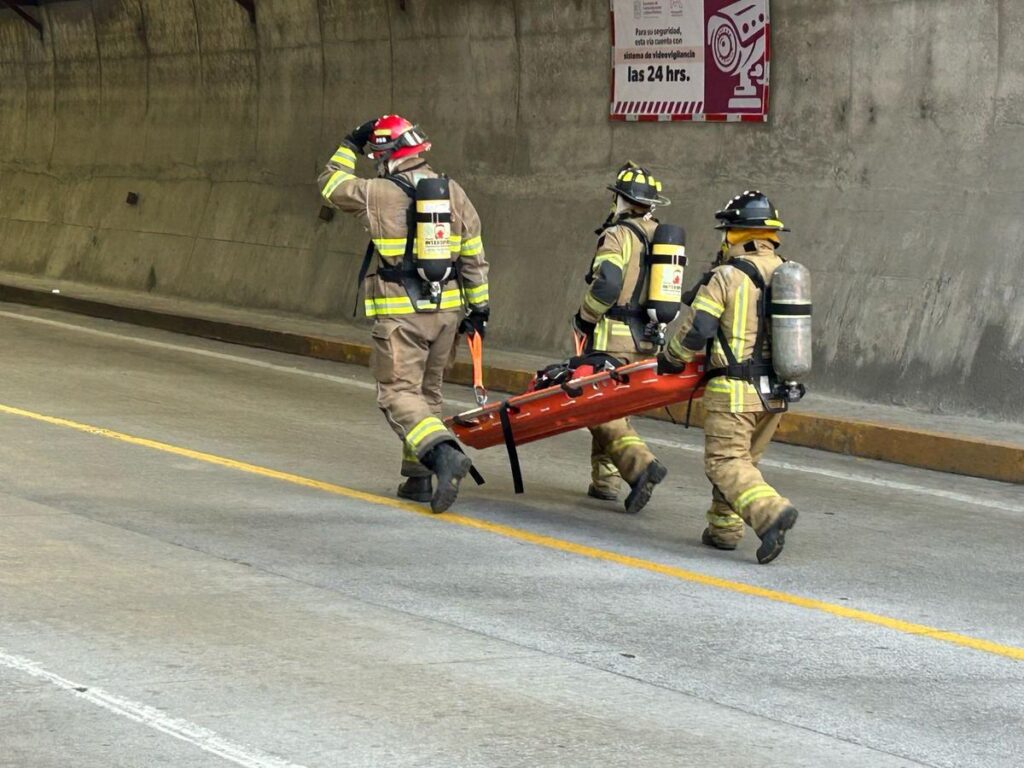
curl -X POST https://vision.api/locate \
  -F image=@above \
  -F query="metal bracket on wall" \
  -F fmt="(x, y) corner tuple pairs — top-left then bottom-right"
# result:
(2, 1), (43, 40)
(231, 0), (256, 24)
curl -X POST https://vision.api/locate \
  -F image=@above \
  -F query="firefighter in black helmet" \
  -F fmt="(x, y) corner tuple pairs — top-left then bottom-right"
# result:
(570, 162), (675, 514)
(658, 191), (800, 564)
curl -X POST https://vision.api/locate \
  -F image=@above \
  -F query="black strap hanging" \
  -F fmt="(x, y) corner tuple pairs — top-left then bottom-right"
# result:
(498, 403), (525, 494)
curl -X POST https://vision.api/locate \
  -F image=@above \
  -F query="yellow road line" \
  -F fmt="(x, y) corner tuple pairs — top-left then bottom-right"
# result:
(2, 401), (1022, 663)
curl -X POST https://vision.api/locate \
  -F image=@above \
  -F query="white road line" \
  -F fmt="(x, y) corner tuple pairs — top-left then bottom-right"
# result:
(2, 307), (1022, 515)
(0, 309), (379, 393)
(0, 649), (307, 768)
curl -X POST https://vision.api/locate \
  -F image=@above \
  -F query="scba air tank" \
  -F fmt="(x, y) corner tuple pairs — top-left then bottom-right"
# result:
(770, 262), (812, 382)
(414, 177), (453, 283)
(645, 224), (687, 325)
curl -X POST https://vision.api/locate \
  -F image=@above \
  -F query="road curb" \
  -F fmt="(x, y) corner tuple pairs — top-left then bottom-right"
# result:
(2, 283), (1020, 485)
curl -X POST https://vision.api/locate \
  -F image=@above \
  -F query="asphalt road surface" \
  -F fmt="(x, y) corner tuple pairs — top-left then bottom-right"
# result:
(1, 303), (1021, 768)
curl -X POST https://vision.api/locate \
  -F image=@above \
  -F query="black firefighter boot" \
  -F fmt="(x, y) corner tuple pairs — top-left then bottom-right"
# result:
(422, 441), (473, 514)
(623, 460), (668, 515)
(397, 476), (433, 503)
(755, 506), (799, 564)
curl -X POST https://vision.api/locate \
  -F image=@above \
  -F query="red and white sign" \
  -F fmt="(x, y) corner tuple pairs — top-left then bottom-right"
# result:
(610, 0), (770, 122)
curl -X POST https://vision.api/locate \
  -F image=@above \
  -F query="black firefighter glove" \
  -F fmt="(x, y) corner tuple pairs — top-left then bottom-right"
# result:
(344, 119), (378, 154)
(571, 311), (597, 353)
(656, 351), (687, 375)
(571, 311), (596, 340)
(460, 309), (489, 339)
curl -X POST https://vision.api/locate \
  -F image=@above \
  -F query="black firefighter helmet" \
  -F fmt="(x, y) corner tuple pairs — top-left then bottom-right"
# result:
(607, 163), (671, 208)
(714, 190), (789, 231)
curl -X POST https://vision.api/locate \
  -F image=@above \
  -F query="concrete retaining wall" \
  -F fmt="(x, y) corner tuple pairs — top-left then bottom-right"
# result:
(1, 0), (1022, 420)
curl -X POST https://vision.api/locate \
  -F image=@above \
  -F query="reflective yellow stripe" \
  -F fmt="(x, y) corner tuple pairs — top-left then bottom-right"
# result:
(692, 294), (725, 318)
(734, 483), (779, 512)
(583, 294), (612, 319)
(464, 283), (489, 303)
(449, 234), (463, 253)
(406, 416), (448, 449)
(729, 277), (749, 411)
(331, 145), (357, 169)
(364, 289), (464, 318)
(610, 323), (633, 336)
(707, 510), (744, 527)
(321, 170), (355, 200)
(607, 435), (644, 454)
(594, 318), (610, 351)
(593, 252), (626, 270)
(460, 235), (483, 256)
(666, 335), (694, 364)
(372, 237), (408, 257)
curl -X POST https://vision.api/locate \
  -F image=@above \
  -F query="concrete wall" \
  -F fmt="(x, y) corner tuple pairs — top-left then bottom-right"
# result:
(1, 0), (1022, 421)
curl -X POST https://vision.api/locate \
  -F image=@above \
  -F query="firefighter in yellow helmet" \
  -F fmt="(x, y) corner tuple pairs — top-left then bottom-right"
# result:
(570, 162), (675, 514)
(657, 191), (800, 563)
(318, 115), (490, 513)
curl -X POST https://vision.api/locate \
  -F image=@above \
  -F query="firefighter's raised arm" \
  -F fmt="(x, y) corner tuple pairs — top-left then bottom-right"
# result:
(317, 119), (377, 215)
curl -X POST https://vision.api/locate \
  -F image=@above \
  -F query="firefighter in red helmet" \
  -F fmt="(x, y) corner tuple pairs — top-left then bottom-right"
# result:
(318, 115), (490, 513)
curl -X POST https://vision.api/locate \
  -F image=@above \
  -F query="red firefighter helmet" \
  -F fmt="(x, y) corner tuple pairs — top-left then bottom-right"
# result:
(367, 115), (431, 161)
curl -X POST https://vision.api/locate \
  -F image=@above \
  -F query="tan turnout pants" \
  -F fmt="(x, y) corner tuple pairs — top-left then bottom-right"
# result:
(703, 410), (790, 545)
(369, 312), (461, 478)
(589, 420), (655, 492)
(588, 349), (656, 494)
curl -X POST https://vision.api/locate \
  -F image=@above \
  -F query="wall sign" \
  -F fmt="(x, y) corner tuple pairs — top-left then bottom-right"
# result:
(610, 0), (770, 122)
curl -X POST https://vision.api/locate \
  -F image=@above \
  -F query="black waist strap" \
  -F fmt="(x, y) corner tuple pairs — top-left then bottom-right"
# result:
(605, 306), (646, 321)
(376, 264), (459, 284)
(499, 403), (524, 495)
(705, 362), (774, 381)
